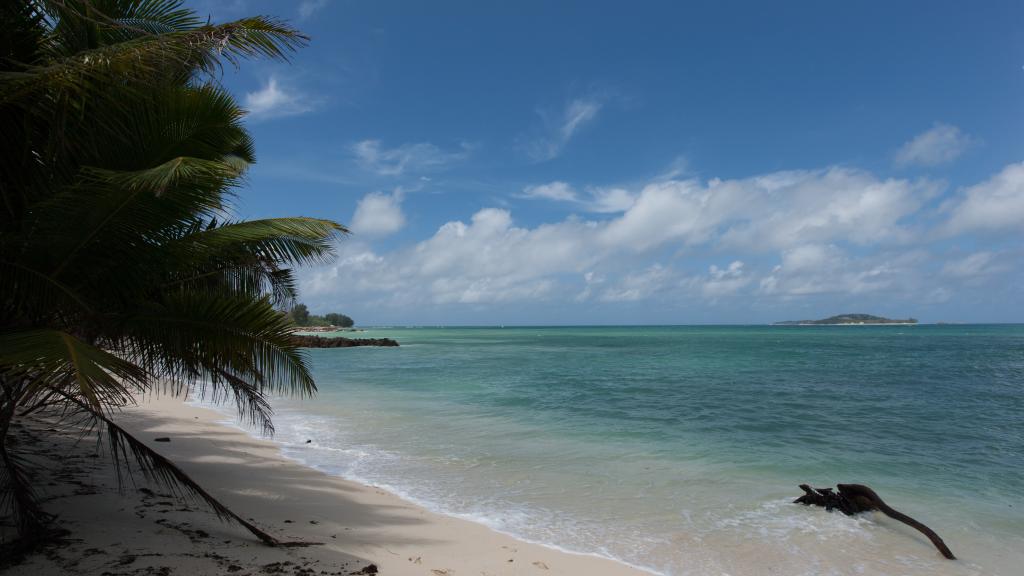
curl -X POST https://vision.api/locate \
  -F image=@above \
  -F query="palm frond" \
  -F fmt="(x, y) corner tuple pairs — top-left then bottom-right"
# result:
(123, 293), (315, 398)
(0, 329), (149, 412)
(0, 0), (342, 550)
(0, 16), (308, 106)
(203, 368), (275, 435)
(55, 392), (305, 546)
(0, 260), (95, 322)
(176, 217), (346, 265)
(0, 439), (51, 546)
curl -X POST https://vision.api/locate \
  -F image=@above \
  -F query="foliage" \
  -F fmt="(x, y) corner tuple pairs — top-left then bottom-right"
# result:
(0, 0), (345, 550)
(287, 304), (354, 327)
(324, 313), (354, 328)
(289, 303), (311, 326)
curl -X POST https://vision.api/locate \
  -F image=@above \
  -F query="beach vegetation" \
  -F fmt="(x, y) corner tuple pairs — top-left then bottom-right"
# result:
(0, 0), (341, 554)
(288, 304), (355, 328)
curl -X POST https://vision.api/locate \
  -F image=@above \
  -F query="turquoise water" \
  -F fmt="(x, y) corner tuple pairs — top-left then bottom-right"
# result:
(228, 326), (1023, 575)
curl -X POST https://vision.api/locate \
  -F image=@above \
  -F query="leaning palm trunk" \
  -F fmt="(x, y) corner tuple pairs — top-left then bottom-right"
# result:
(0, 0), (344, 552)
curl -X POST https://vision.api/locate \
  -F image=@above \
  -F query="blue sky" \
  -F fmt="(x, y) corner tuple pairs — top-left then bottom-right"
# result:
(198, 0), (1022, 324)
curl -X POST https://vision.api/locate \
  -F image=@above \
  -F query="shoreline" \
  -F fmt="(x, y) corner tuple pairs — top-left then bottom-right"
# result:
(6, 395), (652, 576)
(190, 397), (660, 575)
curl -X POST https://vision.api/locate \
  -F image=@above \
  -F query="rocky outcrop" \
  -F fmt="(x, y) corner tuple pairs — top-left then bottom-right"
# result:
(291, 335), (398, 348)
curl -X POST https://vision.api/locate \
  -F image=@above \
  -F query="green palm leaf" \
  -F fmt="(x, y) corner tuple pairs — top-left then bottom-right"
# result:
(0, 329), (149, 412)
(1, 0), (342, 549)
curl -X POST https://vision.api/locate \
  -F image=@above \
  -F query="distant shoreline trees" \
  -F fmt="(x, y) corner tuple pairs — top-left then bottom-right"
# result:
(288, 304), (354, 327)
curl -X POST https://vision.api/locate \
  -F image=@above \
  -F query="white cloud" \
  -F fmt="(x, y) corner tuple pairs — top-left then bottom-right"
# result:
(758, 245), (927, 298)
(243, 77), (315, 120)
(700, 261), (750, 299)
(895, 123), (973, 167)
(599, 264), (674, 302)
(350, 190), (406, 237)
(574, 271), (605, 302)
(298, 0), (329, 20)
(587, 187), (636, 213)
(302, 161), (1020, 311)
(352, 140), (471, 176)
(525, 97), (602, 161)
(941, 161), (1024, 234)
(308, 168), (933, 306)
(940, 252), (1008, 279)
(521, 182), (635, 213)
(595, 261), (752, 303)
(603, 168), (935, 252)
(561, 99), (601, 141)
(305, 208), (599, 306)
(522, 181), (578, 202)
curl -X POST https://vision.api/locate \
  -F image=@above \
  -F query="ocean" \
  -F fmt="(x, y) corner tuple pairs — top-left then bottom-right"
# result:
(203, 325), (1024, 575)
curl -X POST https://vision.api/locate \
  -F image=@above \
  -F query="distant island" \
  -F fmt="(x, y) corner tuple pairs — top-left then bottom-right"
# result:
(774, 313), (918, 326)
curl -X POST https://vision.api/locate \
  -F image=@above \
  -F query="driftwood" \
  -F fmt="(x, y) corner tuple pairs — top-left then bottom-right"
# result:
(794, 483), (955, 559)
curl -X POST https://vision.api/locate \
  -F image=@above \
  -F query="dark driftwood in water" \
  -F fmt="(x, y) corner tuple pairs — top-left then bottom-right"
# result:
(291, 335), (399, 348)
(794, 483), (955, 559)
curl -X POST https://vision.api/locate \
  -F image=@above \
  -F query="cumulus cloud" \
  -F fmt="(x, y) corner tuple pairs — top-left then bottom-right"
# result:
(599, 264), (674, 302)
(524, 97), (602, 161)
(522, 181), (578, 202)
(352, 140), (471, 176)
(243, 77), (316, 119)
(895, 123), (973, 167)
(301, 160), (1024, 313)
(700, 261), (750, 299)
(521, 182), (635, 213)
(604, 168), (936, 252)
(589, 188), (635, 213)
(941, 161), (1024, 234)
(306, 208), (597, 306)
(350, 189), (406, 237)
(758, 245), (930, 298)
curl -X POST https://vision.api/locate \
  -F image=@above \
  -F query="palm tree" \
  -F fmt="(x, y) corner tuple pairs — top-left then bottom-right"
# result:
(0, 0), (345, 551)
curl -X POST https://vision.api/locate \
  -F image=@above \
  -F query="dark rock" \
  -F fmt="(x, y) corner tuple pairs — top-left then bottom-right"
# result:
(291, 335), (398, 348)
(153, 437), (170, 442)
(351, 564), (378, 575)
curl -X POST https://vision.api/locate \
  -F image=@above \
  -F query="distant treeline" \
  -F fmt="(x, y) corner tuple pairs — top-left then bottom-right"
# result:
(288, 303), (354, 327)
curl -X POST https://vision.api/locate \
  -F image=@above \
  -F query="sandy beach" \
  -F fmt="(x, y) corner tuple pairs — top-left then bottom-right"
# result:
(3, 396), (648, 576)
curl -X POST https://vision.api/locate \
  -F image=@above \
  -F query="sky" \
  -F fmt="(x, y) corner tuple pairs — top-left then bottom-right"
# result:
(196, 0), (1022, 325)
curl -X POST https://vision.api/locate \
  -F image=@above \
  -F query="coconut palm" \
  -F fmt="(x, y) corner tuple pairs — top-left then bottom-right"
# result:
(0, 0), (344, 551)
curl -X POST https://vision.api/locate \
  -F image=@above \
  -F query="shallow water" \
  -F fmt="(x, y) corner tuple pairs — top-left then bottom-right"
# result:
(206, 325), (1024, 575)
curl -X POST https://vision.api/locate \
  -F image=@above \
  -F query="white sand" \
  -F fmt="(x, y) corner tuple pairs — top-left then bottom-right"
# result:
(4, 395), (650, 576)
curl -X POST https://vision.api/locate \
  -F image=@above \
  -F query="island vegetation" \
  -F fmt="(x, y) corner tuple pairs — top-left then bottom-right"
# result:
(287, 303), (354, 328)
(774, 314), (918, 325)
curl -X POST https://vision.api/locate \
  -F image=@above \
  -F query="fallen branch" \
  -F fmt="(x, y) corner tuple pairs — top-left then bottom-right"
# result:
(794, 483), (955, 559)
